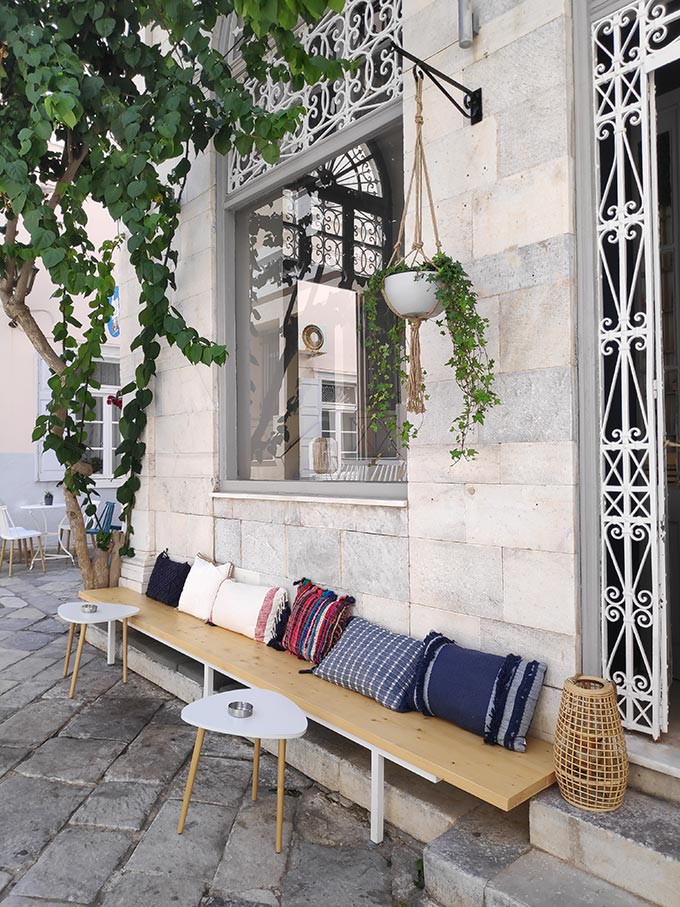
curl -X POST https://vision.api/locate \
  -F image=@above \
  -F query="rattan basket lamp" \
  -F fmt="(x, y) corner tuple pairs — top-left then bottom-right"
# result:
(553, 675), (628, 812)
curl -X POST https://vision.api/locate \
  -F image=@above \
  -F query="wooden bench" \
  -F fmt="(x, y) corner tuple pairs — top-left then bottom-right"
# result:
(79, 586), (556, 843)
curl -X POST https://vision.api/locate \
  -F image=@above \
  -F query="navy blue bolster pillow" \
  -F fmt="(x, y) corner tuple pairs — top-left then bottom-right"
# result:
(413, 631), (547, 752)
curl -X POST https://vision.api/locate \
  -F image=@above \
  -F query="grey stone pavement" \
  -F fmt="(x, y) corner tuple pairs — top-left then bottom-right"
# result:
(0, 565), (427, 907)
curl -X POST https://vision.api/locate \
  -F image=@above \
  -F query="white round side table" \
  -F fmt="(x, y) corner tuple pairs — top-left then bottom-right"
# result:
(57, 601), (139, 698)
(178, 688), (308, 852)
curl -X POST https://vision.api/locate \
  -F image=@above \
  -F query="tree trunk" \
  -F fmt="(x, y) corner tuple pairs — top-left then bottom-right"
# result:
(64, 488), (121, 591)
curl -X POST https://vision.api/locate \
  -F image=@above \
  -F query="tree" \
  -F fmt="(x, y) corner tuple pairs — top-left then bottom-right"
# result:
(0, 0), (345, 588)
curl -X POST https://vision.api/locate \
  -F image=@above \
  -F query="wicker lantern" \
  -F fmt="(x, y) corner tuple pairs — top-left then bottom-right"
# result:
(553, 675), (628, 812)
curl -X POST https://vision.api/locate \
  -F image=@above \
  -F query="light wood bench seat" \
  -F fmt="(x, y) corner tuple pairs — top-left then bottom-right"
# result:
(79, 586), (556, 842)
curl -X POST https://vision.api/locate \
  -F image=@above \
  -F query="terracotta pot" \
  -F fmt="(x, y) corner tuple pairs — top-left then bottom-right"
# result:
(383, 270), (442, 319)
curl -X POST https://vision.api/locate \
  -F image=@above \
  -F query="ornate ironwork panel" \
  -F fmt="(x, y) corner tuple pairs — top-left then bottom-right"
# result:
(227, 0), (402, 194)
(592, 0), (680, 736)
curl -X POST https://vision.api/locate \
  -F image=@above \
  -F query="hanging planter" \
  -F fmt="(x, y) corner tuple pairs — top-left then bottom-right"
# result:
(382, 270), (442, 320)
(364, 74), (499, 460)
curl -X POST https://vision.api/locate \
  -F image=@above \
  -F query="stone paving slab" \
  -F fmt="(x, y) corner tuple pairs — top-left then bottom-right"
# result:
(0, 614), (45, 632)
(12, 826), (132, 903)
(60, 694), (162, 741)
(16, 736), (127, 784)
(70, 780), (163, 831)
(125, 799), (235, 879)
(105, 721), (195, 784)
(296, 788), (373, 847)
(207, 894), (280, 907)
(1, 649), (67, 682)
(1, 630), (55, 652)
(0, 746), (30, 780)
(0, 699), (79, 748)
(30, 616), (69, 635)
(169, 755), (252, 806)
(212, 793), (297, 898)
(106, 673), (173, 700)
(0, 775), (92, 871)
(99, 869), (207, 907)
(0, 677), (62, 711)
(0, 679), (18, 696)
(0, 898), (89, 907)
(0, 647), (31, 671)
(0, 869), (11, 894)
(42, 659), (122, 701)
(282, 840), (393, 907)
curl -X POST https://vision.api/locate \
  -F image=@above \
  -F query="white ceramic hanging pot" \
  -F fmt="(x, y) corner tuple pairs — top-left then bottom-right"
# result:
(383, 270), (442, 320)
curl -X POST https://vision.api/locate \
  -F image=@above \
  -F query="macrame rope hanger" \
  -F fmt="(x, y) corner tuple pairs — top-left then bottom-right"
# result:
(382, 70), (442, 414)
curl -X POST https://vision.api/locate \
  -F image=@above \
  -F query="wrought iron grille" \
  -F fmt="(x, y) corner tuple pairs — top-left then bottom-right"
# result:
(227, 0), (403, 194)
(591, 0), (680, 737)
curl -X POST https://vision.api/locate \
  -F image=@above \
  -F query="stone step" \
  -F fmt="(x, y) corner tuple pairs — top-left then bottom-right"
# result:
(486, 850), (656, 907)
(627, 733), (680, 807)
(423, 803), (530, 907)
(423, 803), (656, 907)
(530, 787), (680, 907)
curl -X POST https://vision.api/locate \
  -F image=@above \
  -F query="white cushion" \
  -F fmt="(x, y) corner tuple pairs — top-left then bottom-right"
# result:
(177, 555), (233, 621)
(211, 580), (287, 644)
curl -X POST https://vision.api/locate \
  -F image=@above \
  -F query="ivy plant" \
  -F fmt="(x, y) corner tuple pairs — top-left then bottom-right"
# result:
(363, 252), (500, 461)
(0, 0), (347, 589)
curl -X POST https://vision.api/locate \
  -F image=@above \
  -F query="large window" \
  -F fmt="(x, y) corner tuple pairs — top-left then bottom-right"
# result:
(235, 126), (405, 483)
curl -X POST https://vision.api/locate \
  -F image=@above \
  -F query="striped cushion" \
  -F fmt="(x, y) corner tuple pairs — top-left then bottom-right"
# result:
(312, 618), (423, 712)
(210, 581), (288, 646)
(282, 578), (354, 664)
(414, 632), (546, 752)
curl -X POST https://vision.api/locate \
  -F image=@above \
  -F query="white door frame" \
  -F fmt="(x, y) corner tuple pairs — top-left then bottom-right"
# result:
(591, 2), (680, 737)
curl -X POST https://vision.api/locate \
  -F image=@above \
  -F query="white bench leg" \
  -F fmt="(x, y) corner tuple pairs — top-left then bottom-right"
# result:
(107, 621), (116, 665)
(203, 665), (215, 697)
(370, 750), (385, 844)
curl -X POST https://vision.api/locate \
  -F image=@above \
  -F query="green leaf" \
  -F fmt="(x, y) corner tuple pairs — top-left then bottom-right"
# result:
(95, 17), (116, 37)
(128, 180), (147, 199)
(42, 247), (66, 268)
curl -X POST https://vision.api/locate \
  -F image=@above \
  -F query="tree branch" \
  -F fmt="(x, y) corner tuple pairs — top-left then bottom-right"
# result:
(47, 143), (89, 211)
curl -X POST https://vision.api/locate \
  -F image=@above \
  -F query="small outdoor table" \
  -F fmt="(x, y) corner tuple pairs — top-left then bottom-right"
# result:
(20, 502), (73, 567)
(58, 600), (140, 699)
(178, 688), (308, 852)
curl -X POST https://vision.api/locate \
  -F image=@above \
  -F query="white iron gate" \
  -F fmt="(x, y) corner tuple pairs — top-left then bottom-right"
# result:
(592, 1), (680, 737)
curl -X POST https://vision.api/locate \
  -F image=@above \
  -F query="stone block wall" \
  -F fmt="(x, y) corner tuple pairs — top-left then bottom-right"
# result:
(121, 0), (579, 741)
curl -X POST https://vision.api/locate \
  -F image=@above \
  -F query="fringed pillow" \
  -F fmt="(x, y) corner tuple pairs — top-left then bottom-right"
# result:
(146, 550), (191, 607)
(413, 632), (546, 752)
(177, 554), (233, 621)
(211, 581), (288, 646)
(312, 617), (423, 712)
(282, 577), (354, 664)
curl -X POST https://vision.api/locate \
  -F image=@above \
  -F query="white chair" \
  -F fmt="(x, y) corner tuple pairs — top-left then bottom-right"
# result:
(0, 506), (46, 576)
(57, 514), (72, 555)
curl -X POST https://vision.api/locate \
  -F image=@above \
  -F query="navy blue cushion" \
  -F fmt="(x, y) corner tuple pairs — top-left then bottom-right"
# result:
(414, 632), (547, 752)
(146, 550), (191, 607)
(312, 617), (423, 712)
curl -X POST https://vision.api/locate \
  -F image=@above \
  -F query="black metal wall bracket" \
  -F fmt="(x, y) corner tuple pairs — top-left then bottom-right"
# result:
(391, 41), (483, 125)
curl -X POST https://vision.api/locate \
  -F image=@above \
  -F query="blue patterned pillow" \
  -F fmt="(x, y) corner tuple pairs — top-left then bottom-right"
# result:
(413, 632), (546, 752)
(312, 617), (423, 712)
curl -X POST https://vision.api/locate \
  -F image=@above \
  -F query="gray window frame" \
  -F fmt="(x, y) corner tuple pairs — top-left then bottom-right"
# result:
(217, 102), (407, 501)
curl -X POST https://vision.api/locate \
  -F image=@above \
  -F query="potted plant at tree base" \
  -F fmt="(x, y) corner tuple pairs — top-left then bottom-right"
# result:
(364, 250), (499, 461)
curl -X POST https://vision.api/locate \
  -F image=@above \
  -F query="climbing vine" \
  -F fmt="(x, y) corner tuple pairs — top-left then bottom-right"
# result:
(363, 252), (500, 461)
(0, 0), (346, 587)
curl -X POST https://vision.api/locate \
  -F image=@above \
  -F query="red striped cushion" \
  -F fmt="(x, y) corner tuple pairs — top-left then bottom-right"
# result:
(282, 578), (354, 664)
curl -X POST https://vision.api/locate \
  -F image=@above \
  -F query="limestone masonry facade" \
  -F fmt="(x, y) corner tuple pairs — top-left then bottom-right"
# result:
(118, 0), (580, 740)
